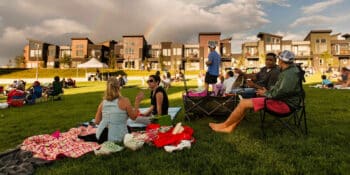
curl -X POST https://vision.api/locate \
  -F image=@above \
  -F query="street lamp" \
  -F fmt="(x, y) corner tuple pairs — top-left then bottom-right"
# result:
(35, 43), (39, 80)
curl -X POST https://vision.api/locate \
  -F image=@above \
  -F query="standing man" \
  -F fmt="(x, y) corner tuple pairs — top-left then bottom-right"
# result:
(204, 43), (221, 92)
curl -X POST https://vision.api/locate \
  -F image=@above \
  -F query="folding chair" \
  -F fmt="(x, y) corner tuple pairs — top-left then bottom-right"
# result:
(260, 93), (307, 136)
(260, 65), (307, 136)
(182, 70), (238, 121)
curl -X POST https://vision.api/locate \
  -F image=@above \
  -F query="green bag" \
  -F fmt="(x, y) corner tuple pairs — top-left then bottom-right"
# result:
(151, 115), (172, 126)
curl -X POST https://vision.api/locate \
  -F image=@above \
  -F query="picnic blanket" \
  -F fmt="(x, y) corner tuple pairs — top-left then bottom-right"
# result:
(21, 127), (100, 161)
(127, 107), (181, 128)
(309, 84), (350, 89)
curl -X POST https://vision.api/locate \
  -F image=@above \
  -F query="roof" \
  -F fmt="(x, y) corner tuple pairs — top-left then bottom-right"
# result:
(257, 32), (282, 39)
(198, 32), (221, 36)
(342, 33), (350, 38)
(304, 30), (332, 41)
(122, 35), (145, 38)
(71, 37), (94, 44)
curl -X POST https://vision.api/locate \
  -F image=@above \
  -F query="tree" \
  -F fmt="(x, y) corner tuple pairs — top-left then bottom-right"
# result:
(320, 51), (333, 66)
(259, 53), (266, 67)
(60, 54), (72, 68)
(236, 55), (245, 68)
(158, 53), (166, 71)
(108, 50), (116, 69)
(14, 55), (26, 68)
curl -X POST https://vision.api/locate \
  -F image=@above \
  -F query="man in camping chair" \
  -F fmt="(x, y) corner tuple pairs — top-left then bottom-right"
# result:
(47, 76), (64, 100)
(209, 50), (302, 133)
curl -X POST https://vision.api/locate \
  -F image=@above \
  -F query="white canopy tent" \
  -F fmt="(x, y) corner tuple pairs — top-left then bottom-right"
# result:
(77, 58), (108, 80)
(77, 58), (108, 68)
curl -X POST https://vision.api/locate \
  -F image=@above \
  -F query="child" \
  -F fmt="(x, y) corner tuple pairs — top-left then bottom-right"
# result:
(321, 75), (334, 88)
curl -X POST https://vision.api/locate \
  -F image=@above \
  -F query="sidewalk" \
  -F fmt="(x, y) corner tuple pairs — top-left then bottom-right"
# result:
(0, 75), (197, 84)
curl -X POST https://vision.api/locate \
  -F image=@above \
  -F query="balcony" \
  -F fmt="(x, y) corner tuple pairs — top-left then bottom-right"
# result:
(332, 50), (350, 55)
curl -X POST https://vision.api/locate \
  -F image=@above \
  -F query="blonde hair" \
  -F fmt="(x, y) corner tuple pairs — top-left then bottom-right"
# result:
(104, 77), (120, 101)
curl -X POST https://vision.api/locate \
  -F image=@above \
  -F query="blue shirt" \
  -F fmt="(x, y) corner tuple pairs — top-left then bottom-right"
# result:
(207, 51), (221, 76)
(322, 79), (332, 85)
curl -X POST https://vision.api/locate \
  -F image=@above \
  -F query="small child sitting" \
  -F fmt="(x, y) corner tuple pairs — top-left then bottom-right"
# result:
(321, 75), (334, 88)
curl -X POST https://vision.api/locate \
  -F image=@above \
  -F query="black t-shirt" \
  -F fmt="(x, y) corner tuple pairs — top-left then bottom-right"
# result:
(255, 66), (280, 89)
(150, 86), (169, 115)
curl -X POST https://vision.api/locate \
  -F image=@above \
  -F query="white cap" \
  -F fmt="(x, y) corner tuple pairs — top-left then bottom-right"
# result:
(208, 43), (216, 49)
(278, 50), (295, 63)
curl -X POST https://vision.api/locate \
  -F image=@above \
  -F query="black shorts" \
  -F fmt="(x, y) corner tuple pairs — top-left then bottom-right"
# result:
(205, 72), (218, 84)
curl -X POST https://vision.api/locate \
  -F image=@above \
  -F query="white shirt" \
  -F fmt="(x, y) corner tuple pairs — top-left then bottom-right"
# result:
(223, 77), (236, 94)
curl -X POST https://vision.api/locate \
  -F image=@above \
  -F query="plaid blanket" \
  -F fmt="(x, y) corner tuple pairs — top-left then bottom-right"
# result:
(21, 127), (100, 161)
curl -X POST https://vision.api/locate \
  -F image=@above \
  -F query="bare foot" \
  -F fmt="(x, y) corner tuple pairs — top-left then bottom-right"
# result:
(212, 124), (235, 133)
(209, 122), (226, 130)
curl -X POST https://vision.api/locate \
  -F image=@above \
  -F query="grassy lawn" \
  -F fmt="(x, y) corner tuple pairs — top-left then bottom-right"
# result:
(0, 78), (349, 174)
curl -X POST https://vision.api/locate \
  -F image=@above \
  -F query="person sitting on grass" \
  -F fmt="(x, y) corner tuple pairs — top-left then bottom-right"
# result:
(142, 74), (169, 116)
(209, 50), (302, 133)
(94, 77), (144, 143)
(7, 83), (26, 107)
(336, 66), (350, 88)
(67, 78), (76, 88)
(321, 75), (334, 88)
(47, 76), (63, 100)
(25, 81), (43, 104)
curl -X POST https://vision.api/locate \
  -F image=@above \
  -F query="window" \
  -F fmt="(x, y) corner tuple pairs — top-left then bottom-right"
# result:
(76, 50), (83, 56)
(173, 48), (182, 56)
(162, 49), (171, 56)
(321, 39), (326, 43)
(30, 50), (42, 57)
(76, 44), (83, 49)
(49, 49), (55, 57)
(266, 37), (271, 43)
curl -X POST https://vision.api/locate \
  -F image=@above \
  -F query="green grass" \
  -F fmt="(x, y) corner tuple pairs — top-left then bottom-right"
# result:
(0, 79), (349, 174)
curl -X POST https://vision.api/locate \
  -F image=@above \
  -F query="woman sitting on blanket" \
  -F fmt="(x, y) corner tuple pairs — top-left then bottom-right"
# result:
(94, 77), (144, 143)
(142, 74), (169, 116)
(336, 67), (350, 87)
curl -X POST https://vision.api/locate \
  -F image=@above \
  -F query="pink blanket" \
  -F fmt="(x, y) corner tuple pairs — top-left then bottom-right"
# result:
(21, 126), (100, 160)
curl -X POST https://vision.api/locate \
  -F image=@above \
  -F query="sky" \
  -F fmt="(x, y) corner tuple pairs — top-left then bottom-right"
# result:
(0, 0), (349, 66)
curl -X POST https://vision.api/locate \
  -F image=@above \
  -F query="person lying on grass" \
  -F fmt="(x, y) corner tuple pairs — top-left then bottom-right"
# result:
(209, 50), (302, 133)
(95, 77), (144, 143)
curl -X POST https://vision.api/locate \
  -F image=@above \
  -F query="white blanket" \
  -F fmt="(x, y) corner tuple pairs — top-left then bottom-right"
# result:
(127, 107), (182, 128)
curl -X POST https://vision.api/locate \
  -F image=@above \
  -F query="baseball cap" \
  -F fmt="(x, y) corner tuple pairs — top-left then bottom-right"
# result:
(278, 50), (295, 63)
(208, 43), (216, 49)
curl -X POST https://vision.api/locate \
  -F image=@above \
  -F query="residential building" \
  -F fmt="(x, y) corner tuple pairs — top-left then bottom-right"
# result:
(71, 37), (93, 67)
(47, 45), (59, 68)
(122, 35), (147, 69)
(171, 43), (183, 70)
(241, 30), (350, 71)
(114, 41), (124, 69)
(331, 33), (350, 69)
(183, 44), (200, 70)
(25, 39), (49, 68)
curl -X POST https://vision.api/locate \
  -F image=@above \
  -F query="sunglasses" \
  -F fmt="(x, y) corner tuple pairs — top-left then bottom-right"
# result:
(147, 79), (154, 83)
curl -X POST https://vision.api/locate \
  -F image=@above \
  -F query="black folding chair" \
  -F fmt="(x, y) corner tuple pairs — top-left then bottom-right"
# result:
(260, 64), (308, 136)
(182, 69), (238, 121)
(260, 93), (307, 136)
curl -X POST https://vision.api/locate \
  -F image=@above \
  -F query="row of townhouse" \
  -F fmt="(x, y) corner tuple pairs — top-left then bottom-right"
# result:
(23, 32), (232, 70)
(241, 30), (350, 71)
(23, 30), (350, 71)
